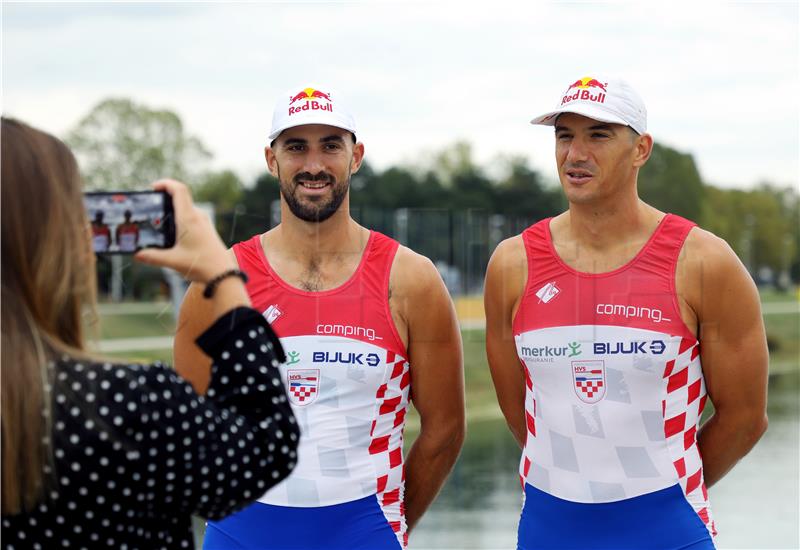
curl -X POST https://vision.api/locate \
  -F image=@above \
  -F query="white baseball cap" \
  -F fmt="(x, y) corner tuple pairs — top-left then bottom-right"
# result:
(530, 76), (647, 135)
(269, 85), (357, 141)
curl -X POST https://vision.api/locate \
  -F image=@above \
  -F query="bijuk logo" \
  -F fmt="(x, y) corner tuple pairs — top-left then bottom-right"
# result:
(593, 340), (666, 355)
(312, 351), (380, 367)
(561, 77), (607, 106)
(288, 87), (333, 116)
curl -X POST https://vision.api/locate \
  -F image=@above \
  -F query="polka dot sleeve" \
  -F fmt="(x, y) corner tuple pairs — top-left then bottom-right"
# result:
(1, 308), (297, 549)
(143, 307), (299, 520)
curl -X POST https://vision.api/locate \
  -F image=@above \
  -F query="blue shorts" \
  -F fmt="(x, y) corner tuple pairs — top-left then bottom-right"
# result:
(203, 494), (402, 550)
(517, 483), (715, 550)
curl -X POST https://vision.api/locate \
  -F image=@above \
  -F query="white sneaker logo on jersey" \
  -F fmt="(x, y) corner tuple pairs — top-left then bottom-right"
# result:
(536, 281), (561, 303)
(263, 304), (283, 324)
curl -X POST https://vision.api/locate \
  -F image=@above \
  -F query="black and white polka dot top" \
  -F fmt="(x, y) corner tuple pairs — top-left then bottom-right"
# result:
(1, 307), (299, 550)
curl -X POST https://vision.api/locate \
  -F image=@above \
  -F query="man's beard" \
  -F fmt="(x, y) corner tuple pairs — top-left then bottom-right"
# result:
(279, 169), (350, 223)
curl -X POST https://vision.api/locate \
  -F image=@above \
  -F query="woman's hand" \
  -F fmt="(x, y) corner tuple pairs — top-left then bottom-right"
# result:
(134, 179), (236, 283)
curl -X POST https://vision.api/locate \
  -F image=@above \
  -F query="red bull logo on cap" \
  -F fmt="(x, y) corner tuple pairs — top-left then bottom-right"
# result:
(288, 87), (333, 116)
(561, 76), (607, 106)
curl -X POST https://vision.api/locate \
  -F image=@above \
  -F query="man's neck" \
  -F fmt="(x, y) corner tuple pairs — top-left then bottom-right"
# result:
(560, 193), (662, 252)
(265, 202), (367, 260)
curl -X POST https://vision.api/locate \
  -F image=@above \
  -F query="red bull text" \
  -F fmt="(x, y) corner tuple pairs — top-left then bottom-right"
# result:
(289, 101), (333, 115)
(562, 77), (608, 105)
(561, 89), (606, 106)
(288, 88), (333, 115)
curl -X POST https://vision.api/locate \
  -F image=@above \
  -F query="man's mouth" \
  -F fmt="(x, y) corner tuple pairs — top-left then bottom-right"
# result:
(299, 181), (329, 189)
(565, 169), (593, 183)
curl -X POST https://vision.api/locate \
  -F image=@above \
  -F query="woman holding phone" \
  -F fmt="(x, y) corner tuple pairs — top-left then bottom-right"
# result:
(0, 117), (299, 549)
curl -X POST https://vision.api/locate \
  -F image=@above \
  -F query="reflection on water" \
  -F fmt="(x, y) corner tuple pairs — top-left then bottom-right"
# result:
(410, 378), (799, 550)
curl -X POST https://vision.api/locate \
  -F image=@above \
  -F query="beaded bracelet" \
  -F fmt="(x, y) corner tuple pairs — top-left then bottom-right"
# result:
(203, 269), (249, 299)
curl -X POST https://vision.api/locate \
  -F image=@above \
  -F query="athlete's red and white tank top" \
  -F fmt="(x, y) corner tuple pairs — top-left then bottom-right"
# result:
(233, 230), (410, 545)
(513, 214), (716, 537)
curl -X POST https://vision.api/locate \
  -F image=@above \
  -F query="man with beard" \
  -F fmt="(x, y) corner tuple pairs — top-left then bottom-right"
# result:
(174, 85), (465, 550)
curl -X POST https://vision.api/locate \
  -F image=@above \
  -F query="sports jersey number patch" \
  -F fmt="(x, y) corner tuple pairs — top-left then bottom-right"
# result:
(572, 360), (606, 404)
(288, 369), (319, 406)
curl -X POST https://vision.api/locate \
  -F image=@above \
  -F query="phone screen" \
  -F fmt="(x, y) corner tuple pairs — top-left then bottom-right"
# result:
(84, 191), (175, 254)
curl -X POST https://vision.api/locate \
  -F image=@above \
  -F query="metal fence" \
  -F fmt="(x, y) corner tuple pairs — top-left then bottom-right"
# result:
(97, 203), (540, 300)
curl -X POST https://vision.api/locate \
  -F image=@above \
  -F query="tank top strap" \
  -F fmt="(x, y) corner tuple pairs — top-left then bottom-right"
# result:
(521, 218), (554, 265)
(635, 214), (697, 277)
(519, 218), (565, 301)
(359, 231), (400, 299)
(233, 234), (276, 302)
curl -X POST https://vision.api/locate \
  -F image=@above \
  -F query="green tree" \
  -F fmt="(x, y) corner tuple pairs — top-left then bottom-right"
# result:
(227, 172), (281, 244)
(66, 98), (212, 301)
(703, 184), (798, 283)
(195, 170), (245, 244)
(195, 170), (244, 211)
(639, 143), (705, 222)
(494, 155), (562, 220)
(66, 98), (211, 189)
(428, 141), (479, 186)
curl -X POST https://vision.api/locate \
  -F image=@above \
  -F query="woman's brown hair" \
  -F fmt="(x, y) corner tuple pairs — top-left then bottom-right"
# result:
(1, 117), (97, 514)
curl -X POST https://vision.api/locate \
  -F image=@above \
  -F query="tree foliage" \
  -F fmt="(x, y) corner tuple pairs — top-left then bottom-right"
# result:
(66, 98), (211, 189)
(639, 143), (705, 222)
(703, 184), (798, 279)
(195, 170), (244, 212)
(64, 97), (799, 286)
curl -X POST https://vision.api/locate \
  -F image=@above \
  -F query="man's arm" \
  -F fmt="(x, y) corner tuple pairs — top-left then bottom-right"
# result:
(392, 248), (465, 532)
(679, 228), (769, 488)
(484, 236), (528, 448)
(173, 249), (240, 394)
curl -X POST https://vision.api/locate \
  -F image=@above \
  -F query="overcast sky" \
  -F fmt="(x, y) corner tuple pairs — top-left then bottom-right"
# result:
(3, 2), (798, 190)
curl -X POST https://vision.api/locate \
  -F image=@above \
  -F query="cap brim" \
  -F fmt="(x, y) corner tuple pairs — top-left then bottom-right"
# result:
(530, 103), (629, 128)
(269, 117), (357, 141)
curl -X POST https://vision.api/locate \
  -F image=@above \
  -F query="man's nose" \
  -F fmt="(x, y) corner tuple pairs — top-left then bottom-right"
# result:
(302, 150), (326, 174)
(565, 137), (589, 163)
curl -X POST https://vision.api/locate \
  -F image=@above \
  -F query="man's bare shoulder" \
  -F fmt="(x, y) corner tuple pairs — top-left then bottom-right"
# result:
(678, 226), (755, 320)
(390, 245), (444, 297)
(681, 226), (743, 276)
(489, 235), (526, 270)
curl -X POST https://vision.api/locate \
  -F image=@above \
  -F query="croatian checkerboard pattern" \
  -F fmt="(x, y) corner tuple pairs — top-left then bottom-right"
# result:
(369, 350), (411, 548)
(662, 337), (716, 537)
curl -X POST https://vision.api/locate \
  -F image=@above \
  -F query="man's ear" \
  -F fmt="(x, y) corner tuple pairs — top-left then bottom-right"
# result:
(633, 133), (654, 168)
(350, 142), (365, 174)
(265, 146), (279, 177)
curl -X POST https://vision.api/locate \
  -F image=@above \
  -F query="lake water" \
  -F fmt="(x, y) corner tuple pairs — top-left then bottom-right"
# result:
(194, 377), (799, 549)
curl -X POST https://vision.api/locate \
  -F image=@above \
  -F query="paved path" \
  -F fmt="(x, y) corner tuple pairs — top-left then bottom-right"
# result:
(762, 302), (800, 315)
(97, 301), (173, 315)
(94, 336), (174, 353)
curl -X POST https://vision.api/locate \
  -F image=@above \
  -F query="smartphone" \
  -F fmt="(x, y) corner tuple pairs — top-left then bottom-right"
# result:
(84, 191), (175, 254)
